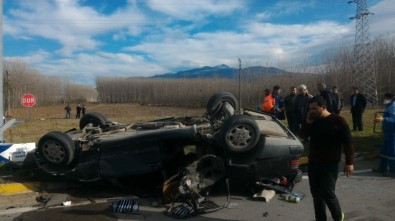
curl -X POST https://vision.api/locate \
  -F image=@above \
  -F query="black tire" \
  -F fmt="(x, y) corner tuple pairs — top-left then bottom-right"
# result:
(36, 131), (75, 167)
(220, 115), (260, 153)
(79, 112), (109, 130)
(206, 92), (238, 116)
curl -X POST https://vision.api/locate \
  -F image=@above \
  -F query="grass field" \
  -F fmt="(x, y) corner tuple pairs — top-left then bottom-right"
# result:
(4, 103), (385, 154)
(4, 103), (204, 144)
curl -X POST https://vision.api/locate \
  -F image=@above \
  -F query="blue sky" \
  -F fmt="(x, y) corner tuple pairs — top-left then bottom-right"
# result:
(3, 0), (395, 86)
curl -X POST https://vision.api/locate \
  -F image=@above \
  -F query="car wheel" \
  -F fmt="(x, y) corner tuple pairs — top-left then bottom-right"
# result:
(207, 92), (238, 115)
(79, 112), (110, 130)
(221, 115), (260, 153)
(36, 131), (75, 167)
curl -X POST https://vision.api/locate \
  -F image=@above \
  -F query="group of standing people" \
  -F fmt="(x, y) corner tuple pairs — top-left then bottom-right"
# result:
(260, 83), (364, 221)
(261, 83), (367, 135)
(64, 104), (86, 119)
(261, 83), (395, 220)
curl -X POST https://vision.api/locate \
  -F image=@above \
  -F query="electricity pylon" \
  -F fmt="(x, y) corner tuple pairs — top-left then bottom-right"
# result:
(348, 0), (377, 105)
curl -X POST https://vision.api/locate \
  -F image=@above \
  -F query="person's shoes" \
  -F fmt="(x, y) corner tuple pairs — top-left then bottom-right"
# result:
(384, 172), (395, 177)
(372, 168), (386, 175)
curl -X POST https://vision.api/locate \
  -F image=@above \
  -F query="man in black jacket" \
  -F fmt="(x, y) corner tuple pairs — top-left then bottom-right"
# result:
(317, 83), (335, 113)
(300, 96), (354, 221)
(283, 86), (298, 134)
(332, 86), (344, 115)
(350, 86), (367, 131)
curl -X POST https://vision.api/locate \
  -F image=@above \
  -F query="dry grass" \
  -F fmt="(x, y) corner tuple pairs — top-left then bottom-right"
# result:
(5, 103), (204, 143)
(4, 104), (385, 153)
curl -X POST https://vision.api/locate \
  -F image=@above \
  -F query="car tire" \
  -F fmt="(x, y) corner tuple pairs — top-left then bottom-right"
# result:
(79, 112), (110, 130)
(206, 92), (238, 116)
(221, 115), (260, 153)
(36, 131), (75, 167)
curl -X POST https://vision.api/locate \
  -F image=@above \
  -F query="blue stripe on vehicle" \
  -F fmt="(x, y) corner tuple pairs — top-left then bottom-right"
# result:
(0, 155), (9, 163)
(0, 144), (13, 153)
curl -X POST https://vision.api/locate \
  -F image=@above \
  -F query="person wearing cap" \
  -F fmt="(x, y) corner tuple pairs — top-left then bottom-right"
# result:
(374, 93), (395, 176)
(350, 87), (367, 131)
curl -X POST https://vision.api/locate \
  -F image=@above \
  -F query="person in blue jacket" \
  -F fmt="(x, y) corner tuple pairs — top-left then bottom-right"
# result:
(374, 93), (395, 176)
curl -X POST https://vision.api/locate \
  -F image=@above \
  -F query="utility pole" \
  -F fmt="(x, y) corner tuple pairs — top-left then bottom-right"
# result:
(348, 0), (377, 105)
(0, 0), (4, 141)
(238, 58), (242, 114)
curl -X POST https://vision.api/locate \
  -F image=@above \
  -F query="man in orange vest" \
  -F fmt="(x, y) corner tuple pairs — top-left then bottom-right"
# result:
(262, 85), (282, 116)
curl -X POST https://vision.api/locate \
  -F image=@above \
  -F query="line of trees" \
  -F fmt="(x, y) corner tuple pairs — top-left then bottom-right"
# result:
(3, 60), (98, 116)
(4, 35), (395, 112)
(96, 36), (395, 109)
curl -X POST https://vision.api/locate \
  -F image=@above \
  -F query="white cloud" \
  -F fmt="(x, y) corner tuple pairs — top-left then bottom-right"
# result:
(8, 50), (52, 64)
(4, 0), (395, 86)
(270, 1), (314, 16)
(370, 0), (395, 37)
(6, 49), (169, 86)
(124, 19), (354, 70)
(146, 0), (244, 20)
(4, 0), (148, 55)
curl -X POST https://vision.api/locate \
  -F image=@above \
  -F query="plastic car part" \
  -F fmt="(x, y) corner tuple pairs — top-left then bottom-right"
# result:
(171, 202), (196, 219)
(292, 168), (303, 184)
(220, 115), (260, 153)
(79, 112), (110, 130)
(111, 199), (140, 214)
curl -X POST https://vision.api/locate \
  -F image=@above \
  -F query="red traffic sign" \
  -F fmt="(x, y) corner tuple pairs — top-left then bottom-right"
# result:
(21, 94), (36, 107)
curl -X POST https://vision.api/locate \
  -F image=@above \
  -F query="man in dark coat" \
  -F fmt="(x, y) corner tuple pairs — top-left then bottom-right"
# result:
(350, 86), (367, 131)
(76, 104), (82, 119)
(82, 104), (86, 116)
(295, 84), (313, 135)
(317, 83), (335, 113)
(300, 96), (354, 221)
(283, 86), (298, 134)
(64, 104), (71, 119)
(332, 86), (344, 115)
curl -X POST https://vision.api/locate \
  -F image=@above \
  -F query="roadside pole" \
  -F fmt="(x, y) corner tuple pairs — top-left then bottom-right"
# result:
(238, 58), (242, 114)
(0, 0), (4, 142)
(21, 94), (36, 120)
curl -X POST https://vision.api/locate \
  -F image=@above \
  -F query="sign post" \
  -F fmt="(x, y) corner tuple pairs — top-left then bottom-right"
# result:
(21, 94), (36, 120)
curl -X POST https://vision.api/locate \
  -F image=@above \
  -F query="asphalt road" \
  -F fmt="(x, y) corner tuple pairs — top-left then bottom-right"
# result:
(1, 158), (395, 221)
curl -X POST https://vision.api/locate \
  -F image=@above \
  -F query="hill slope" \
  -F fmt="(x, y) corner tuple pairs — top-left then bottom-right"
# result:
(151, 64), (291, 79)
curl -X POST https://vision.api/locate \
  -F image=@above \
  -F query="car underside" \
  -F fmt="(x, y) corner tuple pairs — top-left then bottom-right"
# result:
(29, 92), (304, 218)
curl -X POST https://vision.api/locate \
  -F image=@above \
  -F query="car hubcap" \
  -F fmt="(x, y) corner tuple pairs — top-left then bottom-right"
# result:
(227, 125), (253, 148)
(42, 141), (66, 163)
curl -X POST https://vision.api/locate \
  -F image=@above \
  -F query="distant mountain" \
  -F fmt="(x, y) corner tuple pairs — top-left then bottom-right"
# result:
(151, 64), (290, 79)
